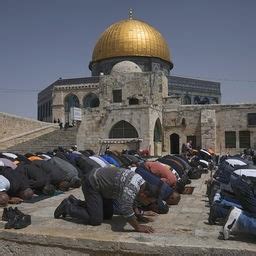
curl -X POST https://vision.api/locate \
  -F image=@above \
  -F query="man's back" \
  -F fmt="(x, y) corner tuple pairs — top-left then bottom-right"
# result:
(89, 167), (145, 218)
(89, 167), (141, 198)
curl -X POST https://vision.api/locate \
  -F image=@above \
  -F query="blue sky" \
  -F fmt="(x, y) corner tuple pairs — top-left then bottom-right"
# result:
(1, 0), (256, 119)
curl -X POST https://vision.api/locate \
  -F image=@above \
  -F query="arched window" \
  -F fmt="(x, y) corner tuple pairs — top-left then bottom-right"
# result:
(109, 120), (138, 138)
(154, 118), (162, 142)
(83, 93), (100, 108)
(64, 94), (80, 112)
(129, 98), (139, 105)
(183, 95), (191, 105)
(194, 96), (200, 104)
(181, 118), (186, 127)
(201, 97), (210, 105)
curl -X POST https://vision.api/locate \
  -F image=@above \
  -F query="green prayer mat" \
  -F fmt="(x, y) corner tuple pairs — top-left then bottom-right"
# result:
(24, 191), (64, 203)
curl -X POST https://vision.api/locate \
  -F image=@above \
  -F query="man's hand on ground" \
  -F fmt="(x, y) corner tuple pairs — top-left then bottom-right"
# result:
(143, 210), (158, 216)
(128, 215), (154, 233)
(135, 224), (154, 233)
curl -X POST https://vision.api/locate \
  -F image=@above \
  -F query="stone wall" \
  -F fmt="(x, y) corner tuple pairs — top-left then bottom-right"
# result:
(163, 106), (202, 153)
(0, 112), (58, 150)
(77, 108), (103, 152)
(0, 112), (54, 139)
(201, 109), (216, 151)
(99, 71), (167, 108)
(215, 105), (256, 155)
(163, 104), (256, 155)
(77, 105), (151, 153)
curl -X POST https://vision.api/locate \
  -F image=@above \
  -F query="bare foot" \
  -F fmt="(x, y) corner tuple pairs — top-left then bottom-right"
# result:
(8, 197), (23, 204)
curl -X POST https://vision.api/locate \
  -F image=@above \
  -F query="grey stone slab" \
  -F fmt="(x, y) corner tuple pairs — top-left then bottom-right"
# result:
(0, 172), (256, 255)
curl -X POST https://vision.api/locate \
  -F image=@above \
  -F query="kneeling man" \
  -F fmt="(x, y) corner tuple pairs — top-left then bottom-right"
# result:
(54, 166), (159, 233)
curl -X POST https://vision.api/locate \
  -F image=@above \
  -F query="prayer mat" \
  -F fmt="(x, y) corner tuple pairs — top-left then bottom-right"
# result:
(24, 191), (64, 203)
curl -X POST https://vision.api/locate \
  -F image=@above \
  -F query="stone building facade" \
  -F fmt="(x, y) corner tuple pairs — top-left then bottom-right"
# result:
(164, 104), (256, 155)
(37, 16), (256, 155)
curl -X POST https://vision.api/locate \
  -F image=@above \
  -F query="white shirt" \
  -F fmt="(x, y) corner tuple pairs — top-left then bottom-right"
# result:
(234, 169), (256, 178)
(89, 156), (110, 167)
(2, 152), (18, 159)
(225, 158), (247, 167)
(0, 175), (10, 192)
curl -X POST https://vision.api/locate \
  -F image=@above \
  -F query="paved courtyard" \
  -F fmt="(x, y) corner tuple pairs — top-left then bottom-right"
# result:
(0, 172), (255, 255)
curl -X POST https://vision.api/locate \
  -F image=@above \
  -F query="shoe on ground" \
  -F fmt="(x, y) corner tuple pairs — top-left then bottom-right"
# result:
(14, 207), (26, 217)
(5, 215), (31, 229)
(2, 207), (16, 222)
(13, 207), (31, 229)
(4, 207), (19, 229)
(5, 215), (18, 229)
(13, 214), (31, 229)
(2, 207), (8, 221)
(4, 207), (31, 229)
(54, 198), (70, 219)
(222, 207), (242, 240)
(2, 207), (14, 221)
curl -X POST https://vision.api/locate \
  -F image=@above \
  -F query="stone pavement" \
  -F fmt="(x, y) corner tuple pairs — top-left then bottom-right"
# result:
(0, 172), (256, 255)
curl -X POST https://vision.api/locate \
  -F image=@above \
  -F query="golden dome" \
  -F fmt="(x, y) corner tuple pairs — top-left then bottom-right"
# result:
(92, 18), (172, 64)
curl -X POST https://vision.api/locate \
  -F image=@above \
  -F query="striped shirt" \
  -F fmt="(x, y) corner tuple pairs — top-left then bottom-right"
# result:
(89, 167), (145, 218)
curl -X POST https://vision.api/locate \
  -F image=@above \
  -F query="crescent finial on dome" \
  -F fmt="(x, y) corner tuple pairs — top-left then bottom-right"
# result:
(129, 9), (133, 20)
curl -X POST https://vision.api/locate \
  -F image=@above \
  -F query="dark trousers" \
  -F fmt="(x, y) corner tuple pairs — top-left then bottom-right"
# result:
(214, 162), (234, 184)
(211, 202), (231, 220)
(231, 175), (256, 214)
(68, 177), (113, 225)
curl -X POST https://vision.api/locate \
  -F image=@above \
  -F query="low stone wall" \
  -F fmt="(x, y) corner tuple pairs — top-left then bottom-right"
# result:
(0, 112), (58, 150)
(0, 112), (52, 139)
(0, 126), (58, 151)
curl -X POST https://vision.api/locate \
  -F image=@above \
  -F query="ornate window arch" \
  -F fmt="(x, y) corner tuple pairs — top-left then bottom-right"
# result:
(109, 120), (138, 138)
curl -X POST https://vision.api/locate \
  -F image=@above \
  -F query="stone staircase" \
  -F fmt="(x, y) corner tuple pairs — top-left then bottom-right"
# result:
(6, 127), (78, 154)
